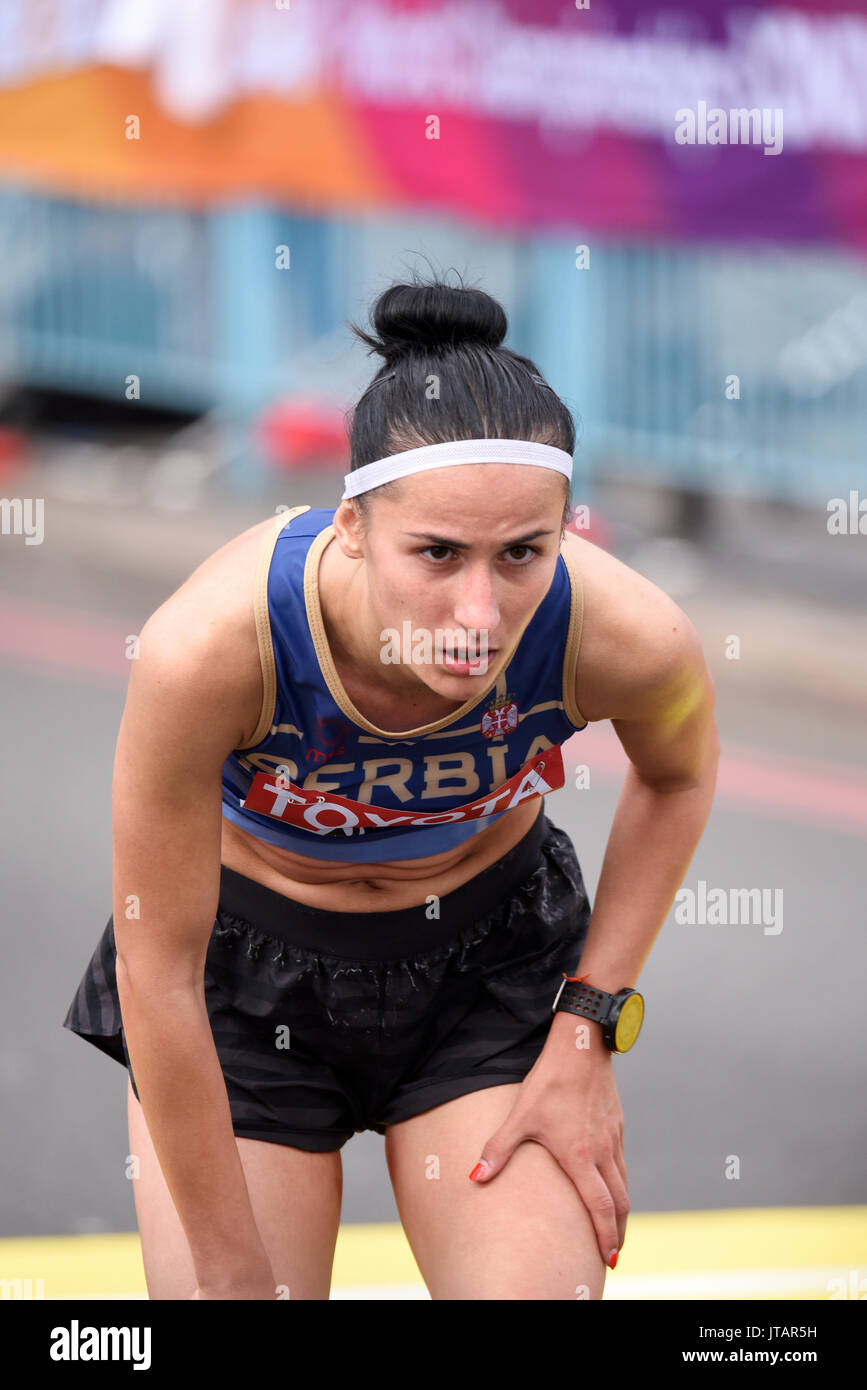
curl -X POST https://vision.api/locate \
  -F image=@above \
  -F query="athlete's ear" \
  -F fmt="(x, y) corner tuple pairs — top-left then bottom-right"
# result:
(332, 498), (365, 558)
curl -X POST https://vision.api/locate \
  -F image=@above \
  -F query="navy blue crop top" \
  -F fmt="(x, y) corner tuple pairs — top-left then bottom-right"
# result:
(221, 506), (588, 862)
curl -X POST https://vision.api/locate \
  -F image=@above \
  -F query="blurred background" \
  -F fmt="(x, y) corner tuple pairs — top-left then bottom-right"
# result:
(0, 0), (865, 1299)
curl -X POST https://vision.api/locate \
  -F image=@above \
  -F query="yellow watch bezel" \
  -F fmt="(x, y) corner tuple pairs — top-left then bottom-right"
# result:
(614, 992), (644, 1052)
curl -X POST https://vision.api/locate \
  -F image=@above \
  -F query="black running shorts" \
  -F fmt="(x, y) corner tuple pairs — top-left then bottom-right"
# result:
(62, 808), (592, 1153)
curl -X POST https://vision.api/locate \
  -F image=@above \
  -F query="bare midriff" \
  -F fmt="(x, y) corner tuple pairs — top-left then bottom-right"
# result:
(219, 794), (542, 914)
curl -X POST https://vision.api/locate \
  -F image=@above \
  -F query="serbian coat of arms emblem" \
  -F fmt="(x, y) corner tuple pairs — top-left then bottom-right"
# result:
(480, 691), (519, 739)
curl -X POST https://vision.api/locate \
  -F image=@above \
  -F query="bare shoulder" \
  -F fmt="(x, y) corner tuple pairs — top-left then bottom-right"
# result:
(137, 512), (284, 745)
(562, 530), (710, 724)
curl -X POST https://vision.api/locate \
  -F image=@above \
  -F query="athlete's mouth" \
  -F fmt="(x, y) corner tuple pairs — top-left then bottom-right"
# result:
(441, 647), (499, 669)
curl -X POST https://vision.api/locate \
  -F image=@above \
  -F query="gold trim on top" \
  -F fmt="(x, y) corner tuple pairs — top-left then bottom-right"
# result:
(558, 537), (588, 729)
(303, 525), (540, 739)
(237, 506), (312, 750)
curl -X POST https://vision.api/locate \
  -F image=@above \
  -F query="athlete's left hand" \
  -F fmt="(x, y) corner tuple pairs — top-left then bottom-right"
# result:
(467, 1039), (628, 1270)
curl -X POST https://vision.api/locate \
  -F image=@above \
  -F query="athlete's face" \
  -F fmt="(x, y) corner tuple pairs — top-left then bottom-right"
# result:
(333, 464), (566, 697)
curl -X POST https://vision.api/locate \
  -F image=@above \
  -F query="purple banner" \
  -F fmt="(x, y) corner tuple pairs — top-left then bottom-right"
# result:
(0, 0), (864, 247)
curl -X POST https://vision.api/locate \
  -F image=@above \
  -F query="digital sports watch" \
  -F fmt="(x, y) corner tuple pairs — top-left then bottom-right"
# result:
(552, 973), (645, 1053)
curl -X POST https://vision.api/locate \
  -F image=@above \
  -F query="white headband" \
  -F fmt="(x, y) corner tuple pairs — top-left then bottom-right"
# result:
(342, 438), (573, 499)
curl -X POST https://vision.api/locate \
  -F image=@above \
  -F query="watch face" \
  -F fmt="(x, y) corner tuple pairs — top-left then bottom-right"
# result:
(614, 993), (644, 1051)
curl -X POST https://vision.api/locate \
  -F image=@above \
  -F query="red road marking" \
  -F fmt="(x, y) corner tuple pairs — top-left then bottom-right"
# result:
(562, 723), (867, 837)
(0, 596), (130, 684)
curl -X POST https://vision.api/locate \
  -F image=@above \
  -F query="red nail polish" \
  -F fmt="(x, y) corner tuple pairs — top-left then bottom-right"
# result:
(469, 1162), (486, 1181)
(608, 1250), (618, 1269)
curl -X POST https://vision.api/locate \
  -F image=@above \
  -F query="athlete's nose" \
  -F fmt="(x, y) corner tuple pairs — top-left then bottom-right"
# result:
(452, 563), (500, 638)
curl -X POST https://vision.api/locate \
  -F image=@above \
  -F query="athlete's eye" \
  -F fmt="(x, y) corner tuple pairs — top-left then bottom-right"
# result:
(418, 545), (541, 563)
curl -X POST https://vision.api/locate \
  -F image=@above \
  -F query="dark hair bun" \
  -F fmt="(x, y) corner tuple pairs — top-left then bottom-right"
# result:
(352, 278), (508, 361)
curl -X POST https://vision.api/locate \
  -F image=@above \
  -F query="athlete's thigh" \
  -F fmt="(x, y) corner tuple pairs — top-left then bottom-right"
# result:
(127, 1079), (343, 1300)
(384, 1084), (607, 1300)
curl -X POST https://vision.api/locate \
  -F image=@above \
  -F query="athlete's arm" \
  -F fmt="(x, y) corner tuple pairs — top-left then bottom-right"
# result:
(565, 531), (720, 987)
(112, 593), (273, 1297)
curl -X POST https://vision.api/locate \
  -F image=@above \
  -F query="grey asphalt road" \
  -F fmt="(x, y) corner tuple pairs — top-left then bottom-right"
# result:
(2, 448), (866, 1239)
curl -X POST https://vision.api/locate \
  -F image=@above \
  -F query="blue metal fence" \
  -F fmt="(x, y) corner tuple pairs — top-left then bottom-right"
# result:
(1, 185), (864, 504)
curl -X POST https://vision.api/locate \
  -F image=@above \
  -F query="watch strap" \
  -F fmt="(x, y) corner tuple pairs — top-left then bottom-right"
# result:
(555, 975), (612, 1021)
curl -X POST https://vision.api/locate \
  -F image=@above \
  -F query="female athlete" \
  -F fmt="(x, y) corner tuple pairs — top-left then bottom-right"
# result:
(63, 275), (719, 1300)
